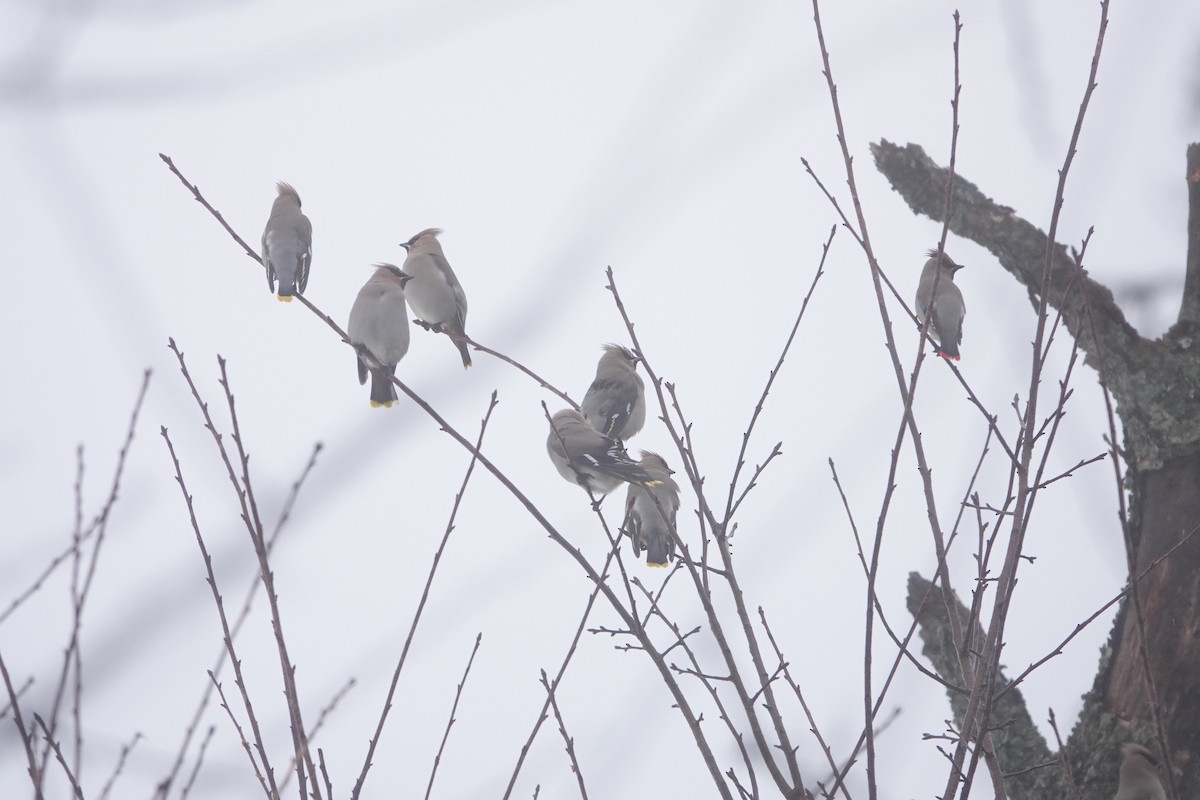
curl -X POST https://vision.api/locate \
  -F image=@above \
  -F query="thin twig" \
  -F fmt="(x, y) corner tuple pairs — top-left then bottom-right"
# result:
(424, 634), (483, 800)
(207, 672), (272, 798)
(37, 372), (152, 793)
(157, 443), (323, 800)
(98, 732), (143, 800)
(1047, 709), (1082, 800)
(352, 395), (497, 800)
(279, 677), (357, 794)
(214, 357), (321, 800)
(721, 226), (833, 524)
(161, 425), (276, 799)
(540, 669), (590, 800)
(180, 727), (215, 800)
(1, 649), (42, 798)
(34, 713), (84, 799)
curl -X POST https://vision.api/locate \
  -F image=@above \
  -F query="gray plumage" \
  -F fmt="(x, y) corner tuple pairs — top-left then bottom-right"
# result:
(1113, 744), (1166, 800)
(261, 182), (313, 302)
(546, 409), (660, 496)
(400, 228), (472, 368)
(914, 249), (966, 360)
(581, 344), (646, 442)
(347, 264), (413, 408)
(623, 451), (681, 567)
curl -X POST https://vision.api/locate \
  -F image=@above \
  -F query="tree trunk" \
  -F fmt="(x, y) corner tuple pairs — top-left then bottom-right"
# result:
(873, 140), (1200, 798)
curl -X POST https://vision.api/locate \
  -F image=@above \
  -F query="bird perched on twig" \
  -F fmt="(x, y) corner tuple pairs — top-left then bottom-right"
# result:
(546, 409), (660, 497)
(1113, 743), (1166, 800)
(400, 228), (472, 369)
(914, 249), (966, 360)
(581, 344), (646, 443)
(261, 182), (312, 302)
(623, 451), (681, 567)
(347, 264), (413, 408)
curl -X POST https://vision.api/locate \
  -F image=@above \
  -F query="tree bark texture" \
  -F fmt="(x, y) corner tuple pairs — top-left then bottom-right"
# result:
(876, 140), (1200, 798)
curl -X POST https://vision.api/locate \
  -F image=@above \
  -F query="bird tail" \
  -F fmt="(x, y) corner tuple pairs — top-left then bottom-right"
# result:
(454, 338), (472, 369)
(645, 535), (672, 568)
(369, 368), (398, 407)
(937, 344), (961, 360)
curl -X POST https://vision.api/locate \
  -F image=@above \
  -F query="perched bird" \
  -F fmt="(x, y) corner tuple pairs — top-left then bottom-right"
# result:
(261, 182), (313, 302)
(914, 249), (966, 360)
(1113, 743), (1166, 800)
(347, 264), (413, 408)
(623, 451), (681, 567)
(546, 409), (660, 496)
(581, 344), (646, 442)
(399, 228), (472, 368)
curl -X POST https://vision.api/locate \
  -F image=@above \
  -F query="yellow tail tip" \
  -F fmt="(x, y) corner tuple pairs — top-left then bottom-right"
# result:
(277, 295), (294, 303)
(369, 400), (395, 409)
(647, 561), (670, 568)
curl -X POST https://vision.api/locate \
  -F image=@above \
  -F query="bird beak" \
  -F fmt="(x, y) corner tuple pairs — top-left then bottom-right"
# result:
(398, 271), (414, 285)
(399, 242), (410, 252)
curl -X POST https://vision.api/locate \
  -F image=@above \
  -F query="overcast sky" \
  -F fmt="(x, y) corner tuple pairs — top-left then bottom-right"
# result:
(2, 1), (1197, 797)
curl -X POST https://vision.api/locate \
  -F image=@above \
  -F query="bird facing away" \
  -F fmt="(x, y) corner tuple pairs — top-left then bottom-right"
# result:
(399, 228), (472, 368)
(546, 409), (661, 497)
(581, 344), (646, 442)
(623, 451), (681, 567)
(914, 249), (966, 360)
(1113, 743), (1166, 800)
(347, 264), (413, 408)
(260, 182), (313, 302)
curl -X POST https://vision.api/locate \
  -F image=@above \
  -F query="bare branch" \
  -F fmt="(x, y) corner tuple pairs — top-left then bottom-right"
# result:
(353, 395), (497, 800)
(540, 669), (589, 800)
(97, 732), (142, 800)
(424, 634), (483, 800)
(34, 713), (83, 800)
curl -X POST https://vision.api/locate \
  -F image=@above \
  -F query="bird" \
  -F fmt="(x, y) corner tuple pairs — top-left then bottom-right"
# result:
(260, 182), (313, 302)
(399, 228), (472, 368)
(347, 264), (413, 408)
(546, 409), (661, 497)
(581, 344), (646, 442)
(914, 249), (966, 360)
(1113, 743), (1166, 800)
(623, 451), (681, 567)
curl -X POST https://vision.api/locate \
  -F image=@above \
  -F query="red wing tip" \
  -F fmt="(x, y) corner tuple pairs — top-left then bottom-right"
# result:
(938, 352), (961, 361)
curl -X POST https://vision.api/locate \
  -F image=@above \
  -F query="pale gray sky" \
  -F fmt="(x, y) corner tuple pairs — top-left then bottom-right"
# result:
(1, 1), (1195, 797)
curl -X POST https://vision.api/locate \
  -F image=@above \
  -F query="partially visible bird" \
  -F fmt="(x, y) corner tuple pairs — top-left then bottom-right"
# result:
(347, 264), (413, 408)
(399, 228), (472, 368)
(1113, 743), (1166, 800)
(261, 182), (312, 302)
(546, 409), (660, 496)
(914, 249), (966, 360)
(581, 344), (646, 442)
(623, 451), (681, 567)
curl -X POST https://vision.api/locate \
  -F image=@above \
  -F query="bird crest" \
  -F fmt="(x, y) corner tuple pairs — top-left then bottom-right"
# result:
(275, 182), (302, 205)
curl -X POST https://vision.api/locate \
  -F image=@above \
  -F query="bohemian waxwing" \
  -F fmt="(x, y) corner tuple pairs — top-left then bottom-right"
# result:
(347, 264), (413, 408)
(546, 409), (660, 496)
(914, 249), (966, 360)
(399, 228), (472, 368)
(1113, 743), (1166, 800)
(260, 182), (312, 302)
(623, 451), (681, 567)
(581, 344), (646, 442)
